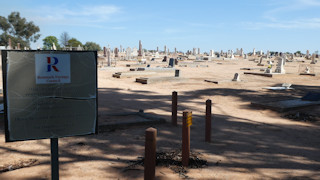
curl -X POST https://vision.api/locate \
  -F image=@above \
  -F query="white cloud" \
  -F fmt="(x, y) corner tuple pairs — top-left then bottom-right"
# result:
(27, 5), (122, 27)
(242, 18), (320, 30)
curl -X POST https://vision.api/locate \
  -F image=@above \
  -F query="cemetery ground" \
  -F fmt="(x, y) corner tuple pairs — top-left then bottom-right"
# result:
(0, 59), (320, 179)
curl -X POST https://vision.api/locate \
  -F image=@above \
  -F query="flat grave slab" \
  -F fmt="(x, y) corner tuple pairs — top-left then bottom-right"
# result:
(112, 71), (156, 78)
(299, 73), (316, 76)
(136, 77), (184, 84)
(136, 67), (176, 72)
(98, 111), (166, 132)
(126, 64), (147, 68)
(251, 99), (320, 112)
(204, 79), (240, 84)
(244, 72), (273, 77)
(240, 67), (266, 71)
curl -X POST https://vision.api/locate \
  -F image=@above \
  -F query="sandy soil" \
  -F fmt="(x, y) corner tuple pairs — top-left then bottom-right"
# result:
(1, 57), (320, 179)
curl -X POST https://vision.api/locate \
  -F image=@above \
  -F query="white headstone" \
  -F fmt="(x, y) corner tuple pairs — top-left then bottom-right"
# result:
(274, 58), (285, 74)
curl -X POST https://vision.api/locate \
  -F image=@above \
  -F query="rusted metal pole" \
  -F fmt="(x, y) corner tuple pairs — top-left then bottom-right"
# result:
(172, 91), (178, 126)
(144, 127), (157, 180)
(205, 99), (212, 142)
(182, 111), (191, 167)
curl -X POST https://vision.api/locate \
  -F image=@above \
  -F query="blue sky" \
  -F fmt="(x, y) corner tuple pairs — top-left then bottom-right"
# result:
(1, 0), (319, 53)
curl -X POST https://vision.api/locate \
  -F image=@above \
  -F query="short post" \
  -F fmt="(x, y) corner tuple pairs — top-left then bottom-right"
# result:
(182, 111), (192, 167)
(51, 138), (59, 180)
(205, 99), (212, 142)
(172, 91), (178, 126)
(144, 127), (157, 180)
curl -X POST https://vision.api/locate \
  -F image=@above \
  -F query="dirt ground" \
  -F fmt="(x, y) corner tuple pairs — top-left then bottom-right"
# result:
(1, 57), (320, 179)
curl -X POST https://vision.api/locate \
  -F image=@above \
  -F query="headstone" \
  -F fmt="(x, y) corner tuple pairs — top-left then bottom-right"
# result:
(231, 50), (234, 59)
(157, 46), (159, 52)
(240, 48), (243, 57)
(103, 47), (107, 57)
(77, 45), (82, 51)
(175, 47), (177, 54)
(265, 65), (272, 74)
(155, 52), (159, 58)
(126, 47), (132, 60)
(138, 40), (142, 56)
(17, 43), (20, 50)
(305, 66), (310, 73)
(257, 57), (263, 66)
(266, 50), (270, 59)
(232, 73), (240, 81)
(210, 50), (214, 57)
(274, 58), (285, 74)
(198, 48), (200, 55)
(244, 54), (247, 59)
(107, 48), (111, 66)
(52, 43), (57, 50)
(193, 48), (196, 55)
(311, 53), (316, 64)
(132, 47), (138, 56)
(120, 45), (122, 53)
(163, 56), (167, 62)
(175, 69), (180, 77)
(8, 38), (12, 50)
(164, 45), (167, 55)
(169, 58), (175, 67)
(253, 48), (256, 56)
(260, 50), (263, 56)
(306, 50), (310, 59)
(114, 47), (119, 57)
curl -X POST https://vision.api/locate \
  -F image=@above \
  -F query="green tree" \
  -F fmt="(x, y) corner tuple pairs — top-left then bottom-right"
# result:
(42, 36), (60, 50)
(59, 31), (70, 47)
(0, 12), (40, 48)
(68, 38), (82, 47)
(84, 41), (101, 51)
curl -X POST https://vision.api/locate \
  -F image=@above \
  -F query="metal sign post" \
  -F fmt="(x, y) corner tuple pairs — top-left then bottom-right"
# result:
(51, 138), (59, 180)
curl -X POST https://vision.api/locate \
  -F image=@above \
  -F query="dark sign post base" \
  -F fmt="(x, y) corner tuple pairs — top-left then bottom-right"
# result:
(51, 138), (59, 180)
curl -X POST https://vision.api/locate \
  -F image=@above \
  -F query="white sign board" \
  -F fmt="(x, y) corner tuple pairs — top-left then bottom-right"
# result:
(35, 54), (71, 84)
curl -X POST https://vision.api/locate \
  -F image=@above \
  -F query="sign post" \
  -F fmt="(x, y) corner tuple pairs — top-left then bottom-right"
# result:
(51, 138), (59, 180)
(2, 50), (98, 179)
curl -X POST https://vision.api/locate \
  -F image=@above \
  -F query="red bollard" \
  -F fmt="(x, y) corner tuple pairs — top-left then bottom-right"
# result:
(144, 127), (157, 180)
(172, 91), (178, 126)
(182, 111), (191, 167)
(205, 99), (212, 142)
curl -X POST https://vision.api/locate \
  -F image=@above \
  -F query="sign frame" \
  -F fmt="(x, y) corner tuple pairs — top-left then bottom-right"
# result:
(2, 50), (99, 142)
